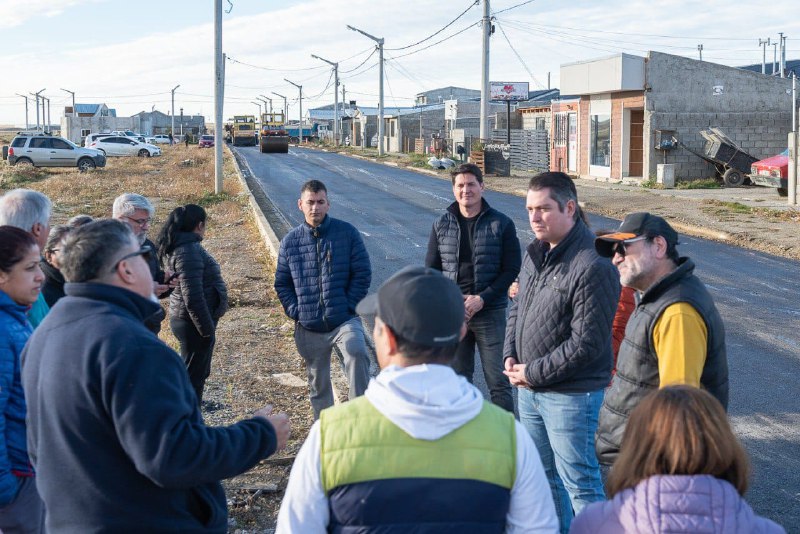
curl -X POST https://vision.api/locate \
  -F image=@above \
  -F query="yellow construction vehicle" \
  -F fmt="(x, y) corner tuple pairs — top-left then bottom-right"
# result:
(259, 111), (289, 153)
(229, 115), (258, 146)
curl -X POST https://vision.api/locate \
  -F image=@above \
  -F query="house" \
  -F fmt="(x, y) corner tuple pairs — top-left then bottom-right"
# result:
(61, 103), (137, 143)
(133, 110), (205, 137)
(415, 87), (480, 106)
(556, 51), (793, 182)
(738, 59), (800, 79)
(307, 103), (356, 143)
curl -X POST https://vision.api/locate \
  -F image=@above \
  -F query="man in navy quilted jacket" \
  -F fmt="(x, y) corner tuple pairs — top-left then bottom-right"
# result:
(275, 180), (372, 419)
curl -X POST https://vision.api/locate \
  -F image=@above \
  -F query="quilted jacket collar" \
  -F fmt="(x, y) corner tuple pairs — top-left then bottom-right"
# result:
(303, 214), (331, 237)
(527, 218), (590, 270)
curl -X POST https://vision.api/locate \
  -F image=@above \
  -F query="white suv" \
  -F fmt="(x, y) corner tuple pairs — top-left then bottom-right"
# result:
(8, 133), (106, 170)
(146, 134), (172, 144)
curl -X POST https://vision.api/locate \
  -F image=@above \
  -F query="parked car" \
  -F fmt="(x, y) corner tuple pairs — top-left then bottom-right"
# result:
(750, 149), (789, 196)
(84, 132), (114, 147)
(6, 133), (105, 170)
(89, 136), (161, 157)
(146, 134), (172, 144)
(198, 135), (215, 148)
(111, 131), (147, 143)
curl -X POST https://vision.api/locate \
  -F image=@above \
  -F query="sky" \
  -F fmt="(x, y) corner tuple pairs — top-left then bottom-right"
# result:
(1, 0), (799, 127)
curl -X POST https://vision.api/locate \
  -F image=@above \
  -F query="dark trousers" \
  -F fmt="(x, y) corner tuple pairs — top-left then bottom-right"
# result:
(452, 307), (514, 412)
(170, 317), (216, 404)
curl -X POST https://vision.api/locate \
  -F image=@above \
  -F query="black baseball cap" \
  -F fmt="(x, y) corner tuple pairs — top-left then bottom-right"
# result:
(356, 266), (464, 347)
(595, 212), (679, 258)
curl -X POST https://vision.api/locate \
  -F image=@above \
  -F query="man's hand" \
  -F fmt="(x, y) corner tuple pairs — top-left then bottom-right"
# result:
(254, 405), (291, 452)
(503, 358), (529, 387)
(508, 281), (519, 300)
(464, 295), (484, 321)
(164, 269), (180, 288)
(152, 280), (170, 298)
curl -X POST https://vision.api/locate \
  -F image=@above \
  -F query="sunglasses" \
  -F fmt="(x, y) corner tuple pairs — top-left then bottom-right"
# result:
(111, 245), (152, 273)
(612, 236), (648, 257)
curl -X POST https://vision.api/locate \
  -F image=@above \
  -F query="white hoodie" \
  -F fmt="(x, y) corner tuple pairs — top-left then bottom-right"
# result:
(277, 364), (559, 533)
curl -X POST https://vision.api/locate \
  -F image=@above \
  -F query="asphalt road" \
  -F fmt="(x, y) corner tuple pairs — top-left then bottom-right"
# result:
(236, 145), (800, 530)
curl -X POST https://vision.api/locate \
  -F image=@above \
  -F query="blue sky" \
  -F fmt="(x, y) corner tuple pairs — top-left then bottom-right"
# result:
(1, 0), (798, 126)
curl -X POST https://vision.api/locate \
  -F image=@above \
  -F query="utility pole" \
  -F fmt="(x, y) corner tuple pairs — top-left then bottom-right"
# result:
(259, 95), (272, 114)
(697, 44), (703, 61)
(773, 42), (778, 76)
(180, 108), (184, 135)
(16, 94), (29, 130)
(251, 101), (262, 118)
(790, 74), (797, 206)
(272, 92), (288, 121)
(311, 54), (339, 146)
(213, 0), (224, 193)
(780, 33), (787, 78)
(45, 97), (51, 133)
(479, 0), (491, 141)
(171, 84), (180, 137)
(257, 97), (269, 118)
(31, 88), (45, 131)
(347, 25), (384, 155)
(759, 38), (770, 74)
(285, 79), (304, 144)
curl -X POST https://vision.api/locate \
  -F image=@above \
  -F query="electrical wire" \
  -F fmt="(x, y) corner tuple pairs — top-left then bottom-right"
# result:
(493, 0), (537, 16)
(341, 48), (377, 74)
(494, 21), (545, 88)
(388, 20), (481, 60)
(226, 55), (326, 72)
(386, 0), (479, 51)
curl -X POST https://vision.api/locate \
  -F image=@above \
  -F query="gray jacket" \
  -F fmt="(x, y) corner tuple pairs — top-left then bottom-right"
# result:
(503, 219), (620, 393)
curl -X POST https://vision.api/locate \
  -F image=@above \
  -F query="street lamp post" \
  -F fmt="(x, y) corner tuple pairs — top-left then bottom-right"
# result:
(347, 25), (384, 155)
(284, 79), (303, 144)
(259, 95), (273, 114)
(30, 88), (45, 131)
(311, 54), (339, 146)
(272, 92), (288, 122)
(15, 94), (29, 130)
(171, 84), (180, 136)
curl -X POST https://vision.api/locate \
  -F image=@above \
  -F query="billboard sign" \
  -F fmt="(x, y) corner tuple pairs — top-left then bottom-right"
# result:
(490, 82), (530, 101)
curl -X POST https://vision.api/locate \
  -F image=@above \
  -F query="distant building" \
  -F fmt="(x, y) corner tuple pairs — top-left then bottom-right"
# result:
(133, 110), (205, 136)
(415, 87), (480, 105)
(61, 103), (135, 143)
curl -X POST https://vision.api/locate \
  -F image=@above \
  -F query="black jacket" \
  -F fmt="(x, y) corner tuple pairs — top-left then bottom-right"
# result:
(166, 232), (228, 337)
(425, 199), (521, 310)
(21, 283), (277, 533)
(503, 219), (620, 393)
(40, 259), (65, 308)
(596, 258), (729, 465)
(142, 238), (167, 334)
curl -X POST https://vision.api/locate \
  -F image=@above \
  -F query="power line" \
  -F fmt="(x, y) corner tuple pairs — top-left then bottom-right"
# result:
(493, 0), (537, 15)
(514, 20), (762, 42)
(494, 20), (544, 88)
(227, 55), (326, 72)
(341, 47), (377, 74)
(388, 20), (481, 60)
(386, 0), (479, 51)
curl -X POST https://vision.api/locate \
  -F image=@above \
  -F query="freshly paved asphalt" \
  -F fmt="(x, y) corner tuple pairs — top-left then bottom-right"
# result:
(236, 145), (800, 530)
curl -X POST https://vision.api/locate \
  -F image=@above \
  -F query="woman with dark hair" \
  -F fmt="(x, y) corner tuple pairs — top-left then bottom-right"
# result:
(571, 386), (785, 533)
(0, 226), (45, 532)
(40, 224), (71, 307)
(156, 204), (228, 404)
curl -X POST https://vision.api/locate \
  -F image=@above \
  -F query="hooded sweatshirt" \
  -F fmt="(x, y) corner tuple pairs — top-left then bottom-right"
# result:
(277, 364), (558, 533)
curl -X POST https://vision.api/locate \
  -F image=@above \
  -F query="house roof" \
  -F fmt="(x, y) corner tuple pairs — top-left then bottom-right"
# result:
(517, 89), (561, 109)
(74, 104), (103, 114)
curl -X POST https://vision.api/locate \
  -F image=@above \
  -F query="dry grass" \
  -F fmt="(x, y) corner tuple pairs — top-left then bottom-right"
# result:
(1, 144), (312, 532)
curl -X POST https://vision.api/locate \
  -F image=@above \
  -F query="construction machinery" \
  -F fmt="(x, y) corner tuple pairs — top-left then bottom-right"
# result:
(259, 111), (289, 153)
(227, 115), (258, 146)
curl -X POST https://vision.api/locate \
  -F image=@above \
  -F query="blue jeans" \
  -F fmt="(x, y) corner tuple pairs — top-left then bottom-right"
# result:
(517, 387), (605, 534)
(452, 307), (513, 412)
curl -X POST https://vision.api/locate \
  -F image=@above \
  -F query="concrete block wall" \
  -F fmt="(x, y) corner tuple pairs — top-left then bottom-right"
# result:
(643, 52), (793, 180)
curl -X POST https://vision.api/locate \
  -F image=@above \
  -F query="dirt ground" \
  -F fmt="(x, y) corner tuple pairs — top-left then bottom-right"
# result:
(1, 141), (308, 533)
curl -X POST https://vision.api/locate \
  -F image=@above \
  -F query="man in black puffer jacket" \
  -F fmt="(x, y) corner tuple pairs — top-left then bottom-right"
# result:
(426, 163), (520, 412)
(503, 172), (620, 533)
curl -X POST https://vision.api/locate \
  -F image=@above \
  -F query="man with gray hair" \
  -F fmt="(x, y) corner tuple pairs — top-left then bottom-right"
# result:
(21, 219), (290, 532)
(113, 193), (171, 332)
(0, 188), (52, 327)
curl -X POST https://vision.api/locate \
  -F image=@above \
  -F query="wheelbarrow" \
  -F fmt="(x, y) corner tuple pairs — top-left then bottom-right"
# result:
(674, 128), (758, 187)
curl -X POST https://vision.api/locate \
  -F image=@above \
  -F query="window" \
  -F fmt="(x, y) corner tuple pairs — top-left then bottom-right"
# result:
(11, 138), (27, 147)
(51, 139), (72, 150)
(553, 113), (568, 147)
(29, 138), (51, 149)
(590, 114), (611, 167)
(535, 117), (546, 130)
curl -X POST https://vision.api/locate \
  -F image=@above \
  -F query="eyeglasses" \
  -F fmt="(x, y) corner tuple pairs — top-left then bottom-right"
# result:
(612, 236), (648, 257)
(124, 215), (152, 226)
(110, 245), (152, 273)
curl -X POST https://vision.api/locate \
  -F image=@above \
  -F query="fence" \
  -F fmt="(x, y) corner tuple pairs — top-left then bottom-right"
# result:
(492, 129), (549, 173)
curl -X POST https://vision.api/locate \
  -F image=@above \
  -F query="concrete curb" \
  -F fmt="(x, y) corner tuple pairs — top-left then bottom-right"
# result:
(228, 146), (281, 267)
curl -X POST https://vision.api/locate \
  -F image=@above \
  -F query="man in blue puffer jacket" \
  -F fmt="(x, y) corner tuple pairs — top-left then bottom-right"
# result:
(275, 180), (372, 419)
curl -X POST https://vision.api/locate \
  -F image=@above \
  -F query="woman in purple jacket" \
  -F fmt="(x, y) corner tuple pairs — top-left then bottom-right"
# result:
(572, 386), (785, 533)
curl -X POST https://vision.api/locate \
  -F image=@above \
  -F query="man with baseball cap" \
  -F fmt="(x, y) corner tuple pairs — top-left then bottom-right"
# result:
(277, 266), (558, 533)
(594, 212), (729, 470)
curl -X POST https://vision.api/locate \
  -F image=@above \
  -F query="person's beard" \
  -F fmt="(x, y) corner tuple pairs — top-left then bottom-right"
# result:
(136, 230), (147, 245)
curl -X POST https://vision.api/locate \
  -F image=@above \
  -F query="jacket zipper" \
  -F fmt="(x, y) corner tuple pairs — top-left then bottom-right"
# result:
(314, 230), (329, 330)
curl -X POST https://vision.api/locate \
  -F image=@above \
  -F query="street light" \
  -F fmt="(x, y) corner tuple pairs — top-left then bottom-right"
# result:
(284, 79), (303, 144)
(251, 101), (262, 118)
(311, 54), (339, 146)
(257, 96), (270, 118)
(347, 25), (384, 155)
(30, 88), (45, 131)
(171, 84), (180, 137)
(15, 94), (29, 130)
(259, 95), (273, 114)
(272, 92), (288, 122)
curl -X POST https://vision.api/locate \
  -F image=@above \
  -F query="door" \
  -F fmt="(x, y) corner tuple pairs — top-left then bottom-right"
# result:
(629, 110), (644, 176)
(49, 138), (77, 166)
(567, 112), (577, 172)
(26, 137), (52, 165)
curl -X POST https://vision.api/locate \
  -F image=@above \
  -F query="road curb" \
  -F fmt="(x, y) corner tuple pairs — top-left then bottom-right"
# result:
(227, 146), (282, 267)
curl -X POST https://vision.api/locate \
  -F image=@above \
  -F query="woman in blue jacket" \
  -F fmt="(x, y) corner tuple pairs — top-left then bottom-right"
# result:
(0, 225), (45, 532)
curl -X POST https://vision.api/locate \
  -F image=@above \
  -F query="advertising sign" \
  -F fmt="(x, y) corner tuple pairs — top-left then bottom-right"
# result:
(490, 82), (530, 101)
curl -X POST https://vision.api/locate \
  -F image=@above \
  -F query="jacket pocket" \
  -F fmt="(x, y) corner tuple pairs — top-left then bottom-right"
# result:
(186, 485), (219, 527)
